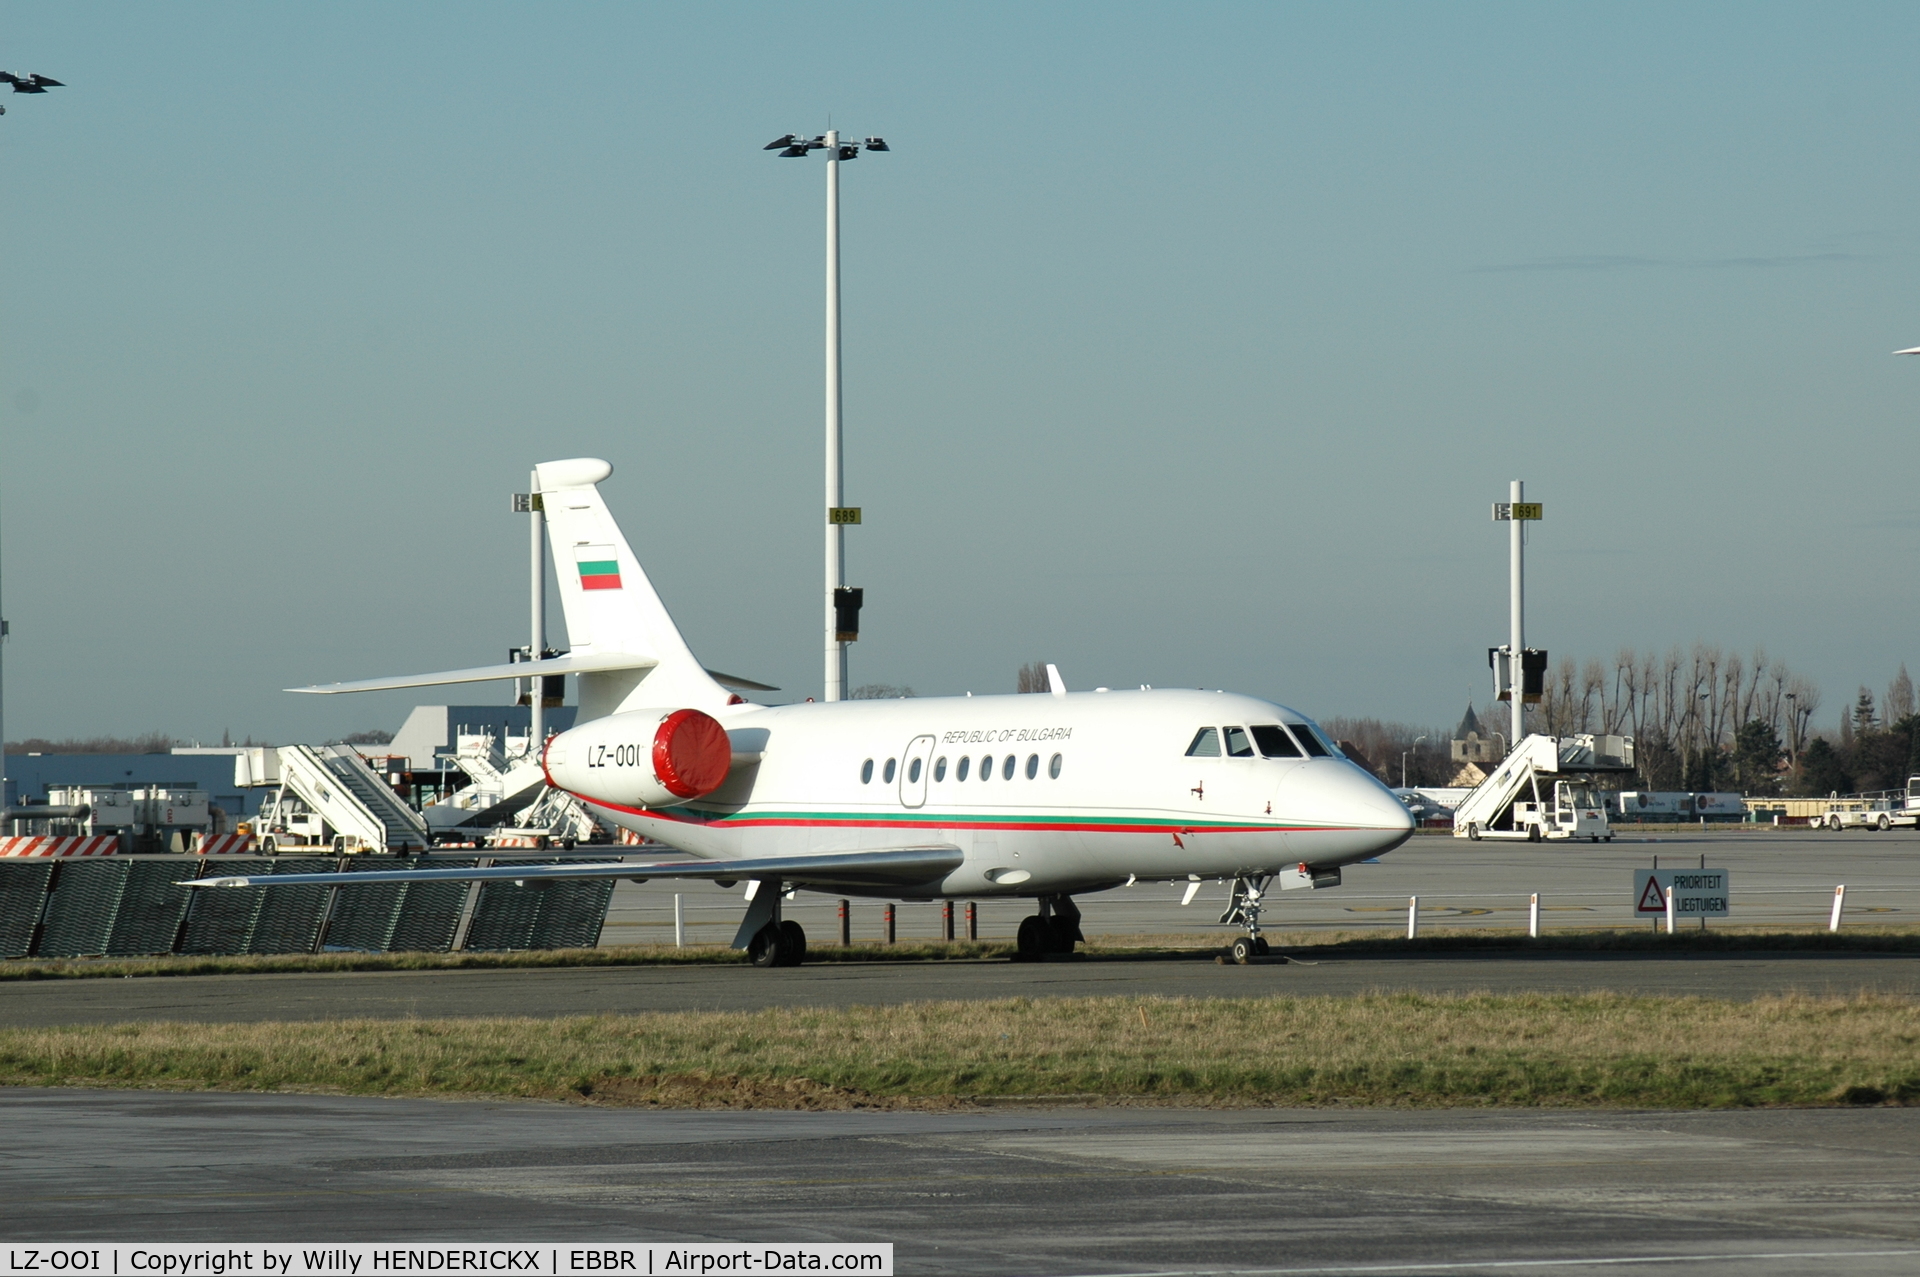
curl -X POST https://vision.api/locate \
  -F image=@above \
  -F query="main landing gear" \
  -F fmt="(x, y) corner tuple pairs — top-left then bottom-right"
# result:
(1220, 875), (1273, 964)
(737, 880), (808, 967)
(748, 918), (807, 968)
(1015, 895), (1083, 961)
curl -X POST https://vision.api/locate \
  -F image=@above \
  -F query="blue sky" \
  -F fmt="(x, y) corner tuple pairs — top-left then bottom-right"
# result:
(1, 2), (1916, 744)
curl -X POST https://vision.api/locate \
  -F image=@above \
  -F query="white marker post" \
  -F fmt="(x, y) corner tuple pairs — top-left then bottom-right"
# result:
(674, 893), (685, 948)
(1529, 892), (1540, 939)
(1664, 885), (1676, 935)
(1407, 895), (1419, 939)
(1829, 884), (1846, 933)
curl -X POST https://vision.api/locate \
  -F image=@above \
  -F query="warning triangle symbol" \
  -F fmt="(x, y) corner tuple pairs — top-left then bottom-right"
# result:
(1637, 877), (1666, 912)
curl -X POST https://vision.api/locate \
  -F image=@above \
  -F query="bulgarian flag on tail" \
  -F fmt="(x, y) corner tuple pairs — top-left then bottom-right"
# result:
(575, 546), (622, 591)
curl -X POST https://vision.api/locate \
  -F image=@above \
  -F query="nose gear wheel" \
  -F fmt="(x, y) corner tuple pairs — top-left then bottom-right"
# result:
(1220, 875), (1273, 963)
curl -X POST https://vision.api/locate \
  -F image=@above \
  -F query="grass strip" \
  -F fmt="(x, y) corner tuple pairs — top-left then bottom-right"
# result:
(3, 927), (1916, 981)
(1, 992), (1915, 1109)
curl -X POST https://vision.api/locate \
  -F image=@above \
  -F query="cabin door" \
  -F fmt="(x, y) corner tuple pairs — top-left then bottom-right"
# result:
(898, 735), (936, 808)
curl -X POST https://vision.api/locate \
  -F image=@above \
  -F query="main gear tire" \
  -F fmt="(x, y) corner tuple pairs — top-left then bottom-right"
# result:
(749, 923), (785, 968)
(1016, 915), (1049, 961)
(778, 920), (807, 967)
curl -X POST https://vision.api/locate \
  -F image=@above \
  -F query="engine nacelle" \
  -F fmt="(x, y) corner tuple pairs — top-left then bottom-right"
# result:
(542, 707), (732, 810)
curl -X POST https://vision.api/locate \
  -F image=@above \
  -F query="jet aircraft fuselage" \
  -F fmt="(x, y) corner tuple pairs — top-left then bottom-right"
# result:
(546, 688), (1412, 899)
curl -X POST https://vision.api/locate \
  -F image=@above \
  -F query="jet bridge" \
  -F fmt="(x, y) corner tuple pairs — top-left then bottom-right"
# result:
(236, 745), (431, 853)
(1451, 733), (1635, 843)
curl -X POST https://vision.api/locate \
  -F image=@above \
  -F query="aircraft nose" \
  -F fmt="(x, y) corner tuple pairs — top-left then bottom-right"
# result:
(1337, 764), (1416, 838)
(1279, 761), (1415, 859)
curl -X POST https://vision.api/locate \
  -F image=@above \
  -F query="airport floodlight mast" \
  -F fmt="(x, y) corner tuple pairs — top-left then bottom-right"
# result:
(764, 130), (889, 702)
(1490, 482), (1545, 751)
(513, 477), (549, 750)
(0, 68), (63, 821)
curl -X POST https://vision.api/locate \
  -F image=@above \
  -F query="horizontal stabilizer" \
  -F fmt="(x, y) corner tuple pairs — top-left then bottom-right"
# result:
(185, 845), (964, 891)
(287, 652), (657, 695)
(706, 668), (780, 692)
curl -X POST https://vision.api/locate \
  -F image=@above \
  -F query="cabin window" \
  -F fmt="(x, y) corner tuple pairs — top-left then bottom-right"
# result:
(1224, 727), (1255, 758)
(1288, 724), (1331, 757)
(934, 756), (947, 782)
(1251, 724), (1302, 758)
(980, 755), (993, 780)
(1186, 728), (1221, 757)
(957, 756), (971, 782)
(884, 758), (897, 782)
(860, 758), (874, 784)
(1002, 755), (1016, 780)
(908, 758), (922, 783)
(1049, 752), (1063, 779)
(1025, 753), (1039, 779)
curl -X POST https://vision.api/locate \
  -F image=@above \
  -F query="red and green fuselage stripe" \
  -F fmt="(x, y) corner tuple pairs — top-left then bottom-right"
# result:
(569, 793), (1355, 835)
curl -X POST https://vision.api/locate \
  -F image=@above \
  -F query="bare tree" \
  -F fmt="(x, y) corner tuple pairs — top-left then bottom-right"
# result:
(1888, 665), (1916, 723)
(1016, 662), (1050, 694)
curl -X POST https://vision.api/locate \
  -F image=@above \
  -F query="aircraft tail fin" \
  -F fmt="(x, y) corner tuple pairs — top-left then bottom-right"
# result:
(535, 457), (729, 720)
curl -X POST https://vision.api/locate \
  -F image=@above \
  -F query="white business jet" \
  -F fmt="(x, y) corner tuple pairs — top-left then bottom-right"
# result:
(192, 458), (1414, 965)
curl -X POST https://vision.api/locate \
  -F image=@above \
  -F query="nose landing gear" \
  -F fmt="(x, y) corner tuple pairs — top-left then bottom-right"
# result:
(1220, 875), (1273, 964)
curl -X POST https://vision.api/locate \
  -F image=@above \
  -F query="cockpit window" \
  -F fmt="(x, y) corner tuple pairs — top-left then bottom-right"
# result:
(1288, 723), (1331, 757)
(1224, 727), (1255, 758)
(1250, 724), (1302, 758)
(1185, 727), (1221, 757)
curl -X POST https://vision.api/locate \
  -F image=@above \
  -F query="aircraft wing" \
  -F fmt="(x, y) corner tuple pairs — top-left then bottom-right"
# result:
(185, 846), (964, 891)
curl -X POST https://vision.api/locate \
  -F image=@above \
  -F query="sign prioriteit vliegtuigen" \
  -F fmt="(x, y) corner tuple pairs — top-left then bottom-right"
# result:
(1634, 869), (1731, 919)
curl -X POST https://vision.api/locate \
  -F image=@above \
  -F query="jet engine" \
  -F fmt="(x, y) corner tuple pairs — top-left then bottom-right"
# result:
(542, 708), (733, 809)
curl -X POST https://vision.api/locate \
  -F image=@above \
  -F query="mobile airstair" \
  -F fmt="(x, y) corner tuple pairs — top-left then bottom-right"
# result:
(237, 745), (431, 853)
(1451, 733), (1635, 843)
(420, 728), (550, 833)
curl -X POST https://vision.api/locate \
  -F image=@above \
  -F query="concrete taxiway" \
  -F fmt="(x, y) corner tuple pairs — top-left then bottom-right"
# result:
(4, 1089), (1918, 1275)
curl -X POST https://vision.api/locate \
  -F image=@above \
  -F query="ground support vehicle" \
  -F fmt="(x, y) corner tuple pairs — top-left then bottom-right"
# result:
(1812, 796), (1919, 832)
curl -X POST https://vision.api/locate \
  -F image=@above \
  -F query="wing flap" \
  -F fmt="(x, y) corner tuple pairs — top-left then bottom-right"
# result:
(186, 846), (964, 891)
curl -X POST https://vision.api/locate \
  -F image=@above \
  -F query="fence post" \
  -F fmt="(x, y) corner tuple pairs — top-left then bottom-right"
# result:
(839, 898), (850, 946)
(1528, 892), (1540, 939)
(966, 901), (977, 940)
(942, 900), (954, 941)
(884, 903), (896, 945)
(673, 893), (684, 948)
(1406, 895), (1419, 940)
(1829, 884), (1846, 933)
(1664, 885), (1675, 935)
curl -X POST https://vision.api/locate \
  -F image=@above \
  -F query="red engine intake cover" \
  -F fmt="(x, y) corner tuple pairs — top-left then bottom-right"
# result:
(651, 708), (732, 798)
